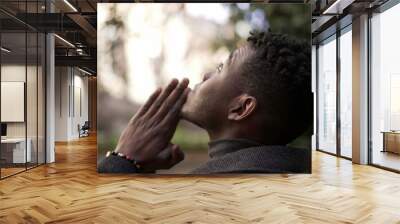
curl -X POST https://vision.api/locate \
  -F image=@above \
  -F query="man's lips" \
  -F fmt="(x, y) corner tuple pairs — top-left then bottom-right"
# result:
(185, 87), (195, 103)
(187, 87), (193, 97)
(187, 83), (200, 98)
(192, 83), (200, 92)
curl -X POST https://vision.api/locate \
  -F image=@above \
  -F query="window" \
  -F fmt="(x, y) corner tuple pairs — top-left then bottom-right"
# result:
(339, 27), (352, 158)
(370, 2), (400, 171)
(317, 35), (337, 154)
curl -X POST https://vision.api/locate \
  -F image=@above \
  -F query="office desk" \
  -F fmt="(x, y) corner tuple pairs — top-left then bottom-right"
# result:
(1, 138), (31, 163)
(382, 131), (400, 154)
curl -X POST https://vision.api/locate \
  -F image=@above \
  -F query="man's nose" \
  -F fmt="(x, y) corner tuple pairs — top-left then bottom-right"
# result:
(202, 72), (212, 82)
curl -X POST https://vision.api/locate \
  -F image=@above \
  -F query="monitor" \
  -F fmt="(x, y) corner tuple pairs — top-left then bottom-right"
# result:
(1, 123), (7, 137)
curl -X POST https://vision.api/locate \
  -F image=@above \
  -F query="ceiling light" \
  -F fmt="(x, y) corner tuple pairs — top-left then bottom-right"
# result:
(1, 47), (11, 53)
(76, 48), (86, 55)
(54, 34), (75, 48)
(78, 67), (93, 76)
(63, 0), (78, 12)
(323, 0), (340, 14)
(322, 0), (355, 15)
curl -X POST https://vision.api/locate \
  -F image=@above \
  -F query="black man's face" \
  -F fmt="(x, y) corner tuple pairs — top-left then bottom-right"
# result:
(181, 45), (254, 129)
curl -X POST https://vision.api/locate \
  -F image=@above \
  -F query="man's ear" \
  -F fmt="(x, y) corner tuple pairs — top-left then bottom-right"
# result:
(228, 94), (257, 121)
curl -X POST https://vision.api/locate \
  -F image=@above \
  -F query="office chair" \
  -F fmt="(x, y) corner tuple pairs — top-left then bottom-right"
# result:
(79, 121), (90, 138)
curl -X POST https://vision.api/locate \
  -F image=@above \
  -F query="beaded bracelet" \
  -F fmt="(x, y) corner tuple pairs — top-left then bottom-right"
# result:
(106, 151), (142, 170)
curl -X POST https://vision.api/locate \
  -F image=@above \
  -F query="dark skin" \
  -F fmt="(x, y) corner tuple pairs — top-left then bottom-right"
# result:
(115, 78), (190, 172)
(115, 44), (275, 171)
(181, 44), (260, 141)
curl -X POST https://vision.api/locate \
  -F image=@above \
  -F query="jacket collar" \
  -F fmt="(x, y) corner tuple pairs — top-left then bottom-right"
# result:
(208, 138), (263, 158)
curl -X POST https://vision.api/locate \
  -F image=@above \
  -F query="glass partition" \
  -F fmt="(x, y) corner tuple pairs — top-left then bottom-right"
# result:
(38, 32), (45, 165)
(27, 31), (38, 169)
(317, 35), (337, 154)
(0, 1), (46, 179)
(1, 30), (28, 177)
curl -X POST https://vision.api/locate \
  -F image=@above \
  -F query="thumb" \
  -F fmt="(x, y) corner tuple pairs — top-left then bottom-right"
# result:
(143, 144), (185, 171)
(170, 144), (185, 166)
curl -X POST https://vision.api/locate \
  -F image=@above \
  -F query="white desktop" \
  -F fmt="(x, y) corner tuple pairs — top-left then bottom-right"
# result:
(1, 137), (32, 163)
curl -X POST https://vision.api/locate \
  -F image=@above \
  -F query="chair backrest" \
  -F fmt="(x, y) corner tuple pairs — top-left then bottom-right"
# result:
(82, 121), (90, 129)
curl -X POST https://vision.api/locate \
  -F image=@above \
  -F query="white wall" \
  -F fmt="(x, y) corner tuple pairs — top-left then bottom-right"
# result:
(1, 65), (39, 138)
(72, 73), (89, 138)
(55, 66), (69, 141)
(1, 66), (26, 139)
(55, 67), (89, 141)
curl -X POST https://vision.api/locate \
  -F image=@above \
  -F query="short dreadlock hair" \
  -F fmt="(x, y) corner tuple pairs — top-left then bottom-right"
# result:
(241, 31), (312, 143)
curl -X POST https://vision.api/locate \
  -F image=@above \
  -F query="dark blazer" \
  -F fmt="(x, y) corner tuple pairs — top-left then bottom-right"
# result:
(98, 138), (311, 174)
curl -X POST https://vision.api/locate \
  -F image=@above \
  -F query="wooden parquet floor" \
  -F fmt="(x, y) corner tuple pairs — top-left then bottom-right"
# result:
(1, 135), (400, 224)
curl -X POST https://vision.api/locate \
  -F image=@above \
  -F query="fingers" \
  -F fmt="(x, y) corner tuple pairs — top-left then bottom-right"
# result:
(162, 144), (184, 169)
(144, 144), (185, 170)
(135, 87), (162, 118)
(145, 79), (179, 118)
(155, 143), (173, 162)
(155, 78), (189, 120)
(162, 87), (190, 125)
